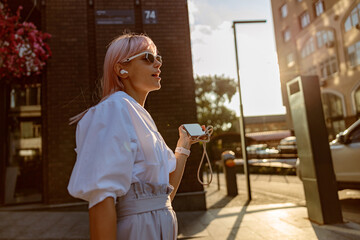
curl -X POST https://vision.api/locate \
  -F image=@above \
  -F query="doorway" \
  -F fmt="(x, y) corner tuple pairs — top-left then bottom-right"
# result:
(4, 84), (43, 204)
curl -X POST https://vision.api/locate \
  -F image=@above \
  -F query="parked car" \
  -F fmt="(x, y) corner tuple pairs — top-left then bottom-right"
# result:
(296, 119), (360, 190)
(277, 136), (297, 154)
(256, 148), (280, 158)
(246, 144), (267, 157)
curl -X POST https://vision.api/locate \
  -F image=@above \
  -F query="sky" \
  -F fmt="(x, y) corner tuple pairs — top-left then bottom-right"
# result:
(187, 0), (286, 117)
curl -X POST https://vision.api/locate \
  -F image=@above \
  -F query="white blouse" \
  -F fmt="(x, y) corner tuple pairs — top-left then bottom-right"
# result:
(67, 91), (177, 208)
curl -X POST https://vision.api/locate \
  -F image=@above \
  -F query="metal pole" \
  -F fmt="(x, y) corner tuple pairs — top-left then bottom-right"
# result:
(232, 19), (266, 201)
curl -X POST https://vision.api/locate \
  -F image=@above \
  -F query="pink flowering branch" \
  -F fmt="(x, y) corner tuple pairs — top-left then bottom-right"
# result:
(0, 3), (51, 80)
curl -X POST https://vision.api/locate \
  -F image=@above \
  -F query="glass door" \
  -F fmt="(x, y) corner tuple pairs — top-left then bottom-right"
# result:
(5, 84), (43, 204)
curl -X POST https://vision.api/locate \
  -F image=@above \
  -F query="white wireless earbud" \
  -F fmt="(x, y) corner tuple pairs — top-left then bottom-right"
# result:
(120, 69), (128, 74)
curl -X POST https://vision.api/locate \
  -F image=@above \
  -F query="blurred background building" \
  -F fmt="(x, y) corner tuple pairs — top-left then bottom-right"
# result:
(271, 0), (360, 140)
(244, 114), (291, 148)
(244, 114), (288, 133)
(0, 0), (204, 210)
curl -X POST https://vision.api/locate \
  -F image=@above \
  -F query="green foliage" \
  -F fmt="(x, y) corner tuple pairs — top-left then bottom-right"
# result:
(194, 75), (238, 135)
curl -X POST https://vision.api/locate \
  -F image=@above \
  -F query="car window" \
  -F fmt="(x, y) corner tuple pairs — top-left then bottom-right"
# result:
(349, 127), (360, 143)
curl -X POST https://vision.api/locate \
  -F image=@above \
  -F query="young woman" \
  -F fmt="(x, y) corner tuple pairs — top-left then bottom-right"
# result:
(67, 33), (198, 239)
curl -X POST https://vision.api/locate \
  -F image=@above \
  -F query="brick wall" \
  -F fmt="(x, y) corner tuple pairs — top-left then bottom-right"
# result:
(43, 0), (92, 203)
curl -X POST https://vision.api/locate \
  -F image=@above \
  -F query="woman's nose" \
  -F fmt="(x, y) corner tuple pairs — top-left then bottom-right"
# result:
(154, 58), (162, 68)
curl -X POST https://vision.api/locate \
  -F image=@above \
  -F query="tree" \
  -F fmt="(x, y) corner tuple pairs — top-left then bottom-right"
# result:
(194, 75), (238, 135)
(0, 3), (51, 81)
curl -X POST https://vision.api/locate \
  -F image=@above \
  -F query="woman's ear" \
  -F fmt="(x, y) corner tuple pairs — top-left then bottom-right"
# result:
(114, 63), (128, 78)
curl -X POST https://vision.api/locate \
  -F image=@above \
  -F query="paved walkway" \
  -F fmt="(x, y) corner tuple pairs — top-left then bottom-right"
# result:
(1, 203), (360, 240)
(1, 174), (360, 239)
(177, 203), (360, 240)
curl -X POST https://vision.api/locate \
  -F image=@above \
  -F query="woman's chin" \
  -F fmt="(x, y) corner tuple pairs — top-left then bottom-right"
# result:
(155, 82), (161, 90)
(149, 84), (161, 92)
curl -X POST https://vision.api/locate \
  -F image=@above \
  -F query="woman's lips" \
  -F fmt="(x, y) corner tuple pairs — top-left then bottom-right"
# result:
(152, 72), (161, 79)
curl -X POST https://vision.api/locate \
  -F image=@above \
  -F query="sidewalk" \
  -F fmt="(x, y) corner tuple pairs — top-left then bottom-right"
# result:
(176, 174), (360, 240)
(177, 203), (360, 240)
(1, 174), (360, 240)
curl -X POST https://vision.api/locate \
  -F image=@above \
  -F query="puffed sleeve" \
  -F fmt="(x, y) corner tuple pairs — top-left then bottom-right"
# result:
(166, 145), (177, 173)
(67, 99), (138, 209)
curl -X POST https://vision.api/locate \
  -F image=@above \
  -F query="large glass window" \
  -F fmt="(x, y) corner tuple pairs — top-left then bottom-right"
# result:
(322, 92), (346, 140)
(345, 3), (360, 32)
(315, 1), (324, 17)
(316, 30), (334, 48)
(301, 37), (315, 58)
(320, 56), (338, 79)
(5, 84), (43, 204)
(281, 4), (288, 18)
(347, 41), (360, 67)
(300, 11), (310, 28)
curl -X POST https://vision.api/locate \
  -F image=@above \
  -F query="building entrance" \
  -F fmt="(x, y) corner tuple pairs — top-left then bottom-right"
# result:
(4, 84), (43, 204)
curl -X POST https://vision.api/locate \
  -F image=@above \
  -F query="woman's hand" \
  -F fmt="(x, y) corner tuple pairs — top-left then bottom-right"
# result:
(176, 125), (206, 150)
(170, 125), (206, 200)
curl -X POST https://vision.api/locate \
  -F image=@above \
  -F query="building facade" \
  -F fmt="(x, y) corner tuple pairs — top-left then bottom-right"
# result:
(244, 114), (288, 133)
(0, 0), (205, 210)
(271, 0), (360, 139)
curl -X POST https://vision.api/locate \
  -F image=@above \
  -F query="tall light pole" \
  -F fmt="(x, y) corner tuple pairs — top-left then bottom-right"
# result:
(233, 20), (267, 201)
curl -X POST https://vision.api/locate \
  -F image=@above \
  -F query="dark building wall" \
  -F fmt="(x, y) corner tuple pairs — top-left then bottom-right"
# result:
(42, 0), (203, 207)
(43, 0), (92, 203)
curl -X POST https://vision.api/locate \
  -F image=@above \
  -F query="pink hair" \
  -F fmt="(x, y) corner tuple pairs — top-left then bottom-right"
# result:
(69, 33), (157, 125)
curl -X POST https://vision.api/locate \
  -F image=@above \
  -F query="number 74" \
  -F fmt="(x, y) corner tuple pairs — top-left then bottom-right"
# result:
(144, 10), (156, 19)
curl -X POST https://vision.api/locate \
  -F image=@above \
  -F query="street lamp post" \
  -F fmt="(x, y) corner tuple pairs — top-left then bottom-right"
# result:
(232, 20), (266, 201)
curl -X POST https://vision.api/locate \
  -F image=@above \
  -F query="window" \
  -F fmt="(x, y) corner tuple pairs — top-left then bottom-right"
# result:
(344, 3), (360, 32)
(316, 30), (334, 48)
(315, 1), (324, 17)
(347, 41), (360, 67)
(283, 28), (291, 42)
(319, 56), (338, 79)
(10, 85), (41, 108)
(20, 121), (41, 139)
(287, 53), (295, 67)
(301, 37), (315, 58)
(300, 11), (310, 28)
(281, 4), (288, 18)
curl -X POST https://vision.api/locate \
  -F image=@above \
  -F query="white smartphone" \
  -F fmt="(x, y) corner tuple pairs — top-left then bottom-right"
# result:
(183, 123), (205, 137)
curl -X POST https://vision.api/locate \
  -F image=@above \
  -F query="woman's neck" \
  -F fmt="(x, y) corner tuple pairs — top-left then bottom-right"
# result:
(124, 89), (148, 107)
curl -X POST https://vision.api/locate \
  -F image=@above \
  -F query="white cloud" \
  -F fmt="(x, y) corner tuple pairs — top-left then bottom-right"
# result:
(198, 25), (212, 35)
